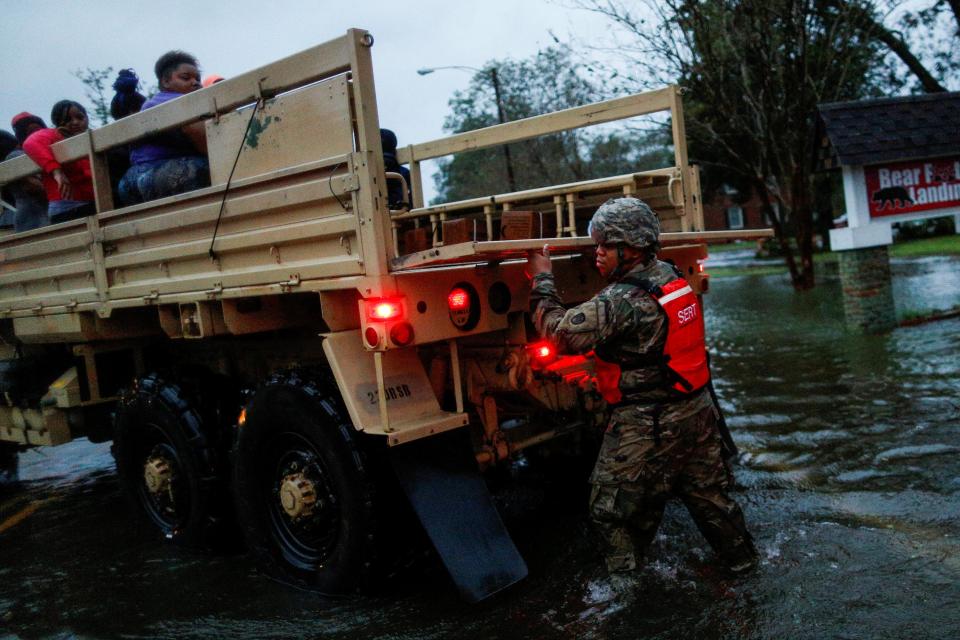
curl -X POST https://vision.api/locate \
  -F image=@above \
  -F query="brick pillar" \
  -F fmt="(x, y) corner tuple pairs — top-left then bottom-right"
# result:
(837, 245), (896, 333)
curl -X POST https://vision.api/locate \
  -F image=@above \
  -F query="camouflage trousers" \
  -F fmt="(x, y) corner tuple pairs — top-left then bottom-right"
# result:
(589, 404), (756, 573)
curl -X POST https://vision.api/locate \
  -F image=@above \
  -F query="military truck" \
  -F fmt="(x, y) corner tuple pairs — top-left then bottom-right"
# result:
(0, 30), (769, 601)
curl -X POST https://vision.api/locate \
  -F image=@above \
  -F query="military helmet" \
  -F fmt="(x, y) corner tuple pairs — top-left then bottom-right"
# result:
(588, 197), (660, 251)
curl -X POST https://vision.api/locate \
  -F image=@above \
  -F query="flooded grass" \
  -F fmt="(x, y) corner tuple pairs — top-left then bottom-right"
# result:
(706, 235), (959, 279)
(891, 235), (960, 257)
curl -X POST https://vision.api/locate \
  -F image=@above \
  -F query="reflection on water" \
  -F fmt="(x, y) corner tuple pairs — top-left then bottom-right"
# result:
(892, 256), (960, 315)
(1, 258), (958, 639)
(702, 265), (960, 639)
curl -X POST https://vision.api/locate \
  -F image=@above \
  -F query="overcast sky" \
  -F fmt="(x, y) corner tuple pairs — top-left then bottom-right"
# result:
(1, 0), (613, 200)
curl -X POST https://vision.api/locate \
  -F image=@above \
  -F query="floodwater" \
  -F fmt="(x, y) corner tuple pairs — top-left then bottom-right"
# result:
(2, 252), (959, 640)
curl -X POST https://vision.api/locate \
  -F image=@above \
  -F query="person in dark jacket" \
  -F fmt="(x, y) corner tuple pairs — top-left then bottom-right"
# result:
(381, 128), (411, 209)
(110, 68), (147, 120)
(0, 131), (19, 229)
(106, 68), (148, 199)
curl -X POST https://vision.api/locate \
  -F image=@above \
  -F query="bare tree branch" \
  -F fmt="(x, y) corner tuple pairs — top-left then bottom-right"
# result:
(825, 0), (949, 92)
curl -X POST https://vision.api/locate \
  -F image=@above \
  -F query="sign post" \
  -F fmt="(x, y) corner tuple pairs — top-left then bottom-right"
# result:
(829, 157), (960, 333)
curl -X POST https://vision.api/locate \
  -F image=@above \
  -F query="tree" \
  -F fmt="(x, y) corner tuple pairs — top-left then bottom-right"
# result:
(576, 0), (898, 290)
(73, 67), (114, 127)
(433, 47), (671, 203)
(840, 0), (959, 93)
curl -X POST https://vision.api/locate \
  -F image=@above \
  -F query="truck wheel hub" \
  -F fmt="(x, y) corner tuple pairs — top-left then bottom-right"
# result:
(279, 473), (318, 519)
(144, 456), (173, 495)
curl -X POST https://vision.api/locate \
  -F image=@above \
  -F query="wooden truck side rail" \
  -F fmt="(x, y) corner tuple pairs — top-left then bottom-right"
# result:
(393, 85), (705, 248)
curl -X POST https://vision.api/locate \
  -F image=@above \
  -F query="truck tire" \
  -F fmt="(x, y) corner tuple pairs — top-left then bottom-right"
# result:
(233, 371), (377, 594)
(113, 375), (224, 547)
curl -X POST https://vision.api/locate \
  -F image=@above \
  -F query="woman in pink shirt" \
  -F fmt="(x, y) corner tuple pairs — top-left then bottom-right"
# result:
(22, 100), (96, 224)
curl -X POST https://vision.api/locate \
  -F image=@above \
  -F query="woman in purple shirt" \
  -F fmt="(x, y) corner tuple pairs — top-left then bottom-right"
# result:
(118, 51), (210, 205)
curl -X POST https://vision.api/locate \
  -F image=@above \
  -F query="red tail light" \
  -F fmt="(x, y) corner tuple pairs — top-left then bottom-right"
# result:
(528, 340), (557, 364)
(367, 298), (404, 321)
(447, 283), (479, 330)
(389, 322), (415, 346)
(447, 288), (470, 311)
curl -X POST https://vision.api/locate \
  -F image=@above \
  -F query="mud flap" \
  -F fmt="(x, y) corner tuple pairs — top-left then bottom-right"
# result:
(390, 430), (528, 602)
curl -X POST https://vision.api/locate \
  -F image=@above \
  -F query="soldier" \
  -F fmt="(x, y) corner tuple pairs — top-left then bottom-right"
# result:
(526, 197), (757, 577)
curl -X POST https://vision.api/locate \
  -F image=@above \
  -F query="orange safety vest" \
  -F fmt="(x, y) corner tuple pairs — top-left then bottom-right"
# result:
(594, 274), (710, 405)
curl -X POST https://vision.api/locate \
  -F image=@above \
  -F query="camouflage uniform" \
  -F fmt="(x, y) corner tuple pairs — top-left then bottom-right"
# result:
(530, 198), (756, 574)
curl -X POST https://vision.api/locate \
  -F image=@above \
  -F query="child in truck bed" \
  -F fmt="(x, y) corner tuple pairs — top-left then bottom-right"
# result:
(6, 113), (50, 232)
(21, 101), (95, 224)
(118, 50), (210, 205)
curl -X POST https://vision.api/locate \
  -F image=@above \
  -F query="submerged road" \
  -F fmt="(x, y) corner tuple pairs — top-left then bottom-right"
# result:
(1, 253), (959, 639)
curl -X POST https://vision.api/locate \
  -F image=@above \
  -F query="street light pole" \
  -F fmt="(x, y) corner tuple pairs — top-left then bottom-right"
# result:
(417, 65), (517, 192)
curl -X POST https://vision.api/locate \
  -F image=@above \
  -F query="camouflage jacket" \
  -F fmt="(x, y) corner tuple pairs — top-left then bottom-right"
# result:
(530, 258), (711, 425)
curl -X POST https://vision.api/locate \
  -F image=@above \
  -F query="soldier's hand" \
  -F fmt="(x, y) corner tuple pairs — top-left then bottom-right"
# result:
(526, 244), (552, 278)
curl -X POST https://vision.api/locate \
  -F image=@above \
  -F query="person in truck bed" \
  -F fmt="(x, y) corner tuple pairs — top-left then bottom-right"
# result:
(21, 100), (95, 224)
(0, 131), (18, 230)
(107, 68), (147, 199)
(527, 197), (758, 580)
(6, 113), (49, 232)
(381, 128), (411, 209)
(118, 50), (209, 205)
(110, 68), (147, 121)
(11, 112), (46, 146)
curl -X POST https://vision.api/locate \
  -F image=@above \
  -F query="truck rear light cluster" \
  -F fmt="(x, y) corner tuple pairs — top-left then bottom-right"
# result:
(389, 322), (415, 346)
(447, 288), (470, 311)
(447, 282), (480, 330)
(527, 340), (557, 365)
(368, 298), (404, 321)
(362, 296), (412, 348)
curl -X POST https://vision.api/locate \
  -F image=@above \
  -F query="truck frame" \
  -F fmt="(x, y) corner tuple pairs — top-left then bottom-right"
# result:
(0, 29), (769, 601)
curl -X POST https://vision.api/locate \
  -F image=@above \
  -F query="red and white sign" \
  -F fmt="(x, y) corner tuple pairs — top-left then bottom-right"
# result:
(864, 157), (960, 218)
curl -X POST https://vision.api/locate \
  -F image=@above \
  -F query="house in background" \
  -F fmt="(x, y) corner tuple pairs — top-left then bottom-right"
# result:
(701, 183), (770, 231)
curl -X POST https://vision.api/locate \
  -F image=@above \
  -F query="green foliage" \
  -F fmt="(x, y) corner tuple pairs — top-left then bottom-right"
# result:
(432, 47), (671, 203)
(706, 265), (790, 279)
(73, 67), (114, 127)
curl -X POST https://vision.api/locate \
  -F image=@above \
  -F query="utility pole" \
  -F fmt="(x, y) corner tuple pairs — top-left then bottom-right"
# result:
(487, 67), (516, 192)
(418, 65), (518, 192)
